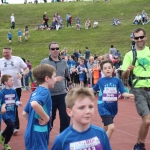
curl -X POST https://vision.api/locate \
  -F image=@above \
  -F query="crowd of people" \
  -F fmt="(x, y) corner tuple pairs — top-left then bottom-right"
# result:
(1, 6), (150, 150)
(133, 10), (150, 25)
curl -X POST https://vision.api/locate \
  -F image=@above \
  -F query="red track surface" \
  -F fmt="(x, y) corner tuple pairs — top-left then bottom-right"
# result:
(2, 91), (150, 150)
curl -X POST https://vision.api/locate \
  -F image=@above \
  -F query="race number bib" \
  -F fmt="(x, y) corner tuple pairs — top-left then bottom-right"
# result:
(102, 87), (117, 102)
(69, 136), (103, 150)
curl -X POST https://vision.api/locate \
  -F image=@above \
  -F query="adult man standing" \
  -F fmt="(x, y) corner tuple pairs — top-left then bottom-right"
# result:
(41, 42), (71, 133)
(122, 28), (150, 150)
(0, 47), (29, 134)
(109, 45), (117, 58)
(10, 13), (15, 29)
(84, 47), (91, 60)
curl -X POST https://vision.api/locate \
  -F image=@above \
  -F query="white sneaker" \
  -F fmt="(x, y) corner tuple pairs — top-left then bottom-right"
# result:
(13, 129), (18, 135)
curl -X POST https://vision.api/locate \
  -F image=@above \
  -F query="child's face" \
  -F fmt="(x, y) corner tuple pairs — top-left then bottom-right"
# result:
(5, 77), (14, 87)
(47, 72), (56, 88)
(102, 63), (113, 77)
(79, 60), (84, 65)
(67, 97), (94, 129)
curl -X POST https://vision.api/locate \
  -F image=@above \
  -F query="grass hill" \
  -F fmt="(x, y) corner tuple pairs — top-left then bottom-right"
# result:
(0, 0), (150, 67)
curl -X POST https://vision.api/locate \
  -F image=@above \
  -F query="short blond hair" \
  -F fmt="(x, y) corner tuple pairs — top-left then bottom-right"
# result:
(65, 87), (95, 109)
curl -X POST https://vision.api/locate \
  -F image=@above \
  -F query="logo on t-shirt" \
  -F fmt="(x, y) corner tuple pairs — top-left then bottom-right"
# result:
(69, 136), (103, 150)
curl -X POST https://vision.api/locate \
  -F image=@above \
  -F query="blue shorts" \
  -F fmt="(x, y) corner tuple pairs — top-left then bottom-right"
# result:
(8, 37), (12, 40)
(79, 73), (85, 81)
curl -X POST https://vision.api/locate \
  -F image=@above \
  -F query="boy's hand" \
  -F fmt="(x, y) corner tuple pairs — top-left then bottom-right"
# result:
(38, 116), (50, 125)
(55, 76), (64, 82)
(129, 94), (134, 100)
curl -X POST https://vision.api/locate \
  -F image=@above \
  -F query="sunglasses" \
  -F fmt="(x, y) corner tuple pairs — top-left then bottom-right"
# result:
(50, 47), (59, 51)
(134, 36), (145, 40)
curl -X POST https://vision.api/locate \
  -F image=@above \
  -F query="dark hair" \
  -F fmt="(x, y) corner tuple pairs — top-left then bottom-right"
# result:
(111, 45), (114, 48)
(3, 47), (11, 51)
(22, 58), (26, 62)
(133, 28), (146, 37)
(33, 64), (56, 85)
(1, 74), (12, 84)
(100, 60), (113, 70)
(48, 42), (58, 49)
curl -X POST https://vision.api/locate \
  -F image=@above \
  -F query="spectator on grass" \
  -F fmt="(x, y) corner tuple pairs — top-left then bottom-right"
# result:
(84, 47), (91, 60)
(145, 14), (150, 24)
(17, 29), (22, 42)
(78, 50), (82, 57)
(114, 50), (121, 58)
(116, 18), (121, 25)
(7, 31), (12, 43)
(133, 13), (142, 25)
(24, 26), (29, 41)
(66, 13), (72, 27)
(85, 18), (91, 29)
(10, 13), (15, 29)
(35, 23), (40, 30)
(73, 49), (79, 61)
(43, 12), (49, 28)
(109, 45), (117, 57)
(76, 19), (81, 30)
(93, 20), (98, 28)
(141, 10), (147, 24)
(130, 33), (135, 49)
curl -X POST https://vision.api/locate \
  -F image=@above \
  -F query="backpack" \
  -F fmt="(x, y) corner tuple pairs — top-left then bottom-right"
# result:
(128, 47), (150, 88)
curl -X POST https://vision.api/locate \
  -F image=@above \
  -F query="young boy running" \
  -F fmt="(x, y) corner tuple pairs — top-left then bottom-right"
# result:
(93, 60), (134, 139)
(51, 87), (112, 150)
(22, 64), (56, 150)
(0, 74), (22, 150)
(17, 29), (22, 42)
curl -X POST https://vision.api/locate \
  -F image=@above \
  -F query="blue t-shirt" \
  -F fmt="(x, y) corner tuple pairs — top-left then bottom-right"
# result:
(51, 124), (112, 150)
(1, 88), (18, 122)
(0, 91), (4, 124)
(18, 30), (22, 36)
(24, 86), (52, 150)
(93, 77), (125, 117)
(85, 50), (90, 60)
(8, 32), (12, 39)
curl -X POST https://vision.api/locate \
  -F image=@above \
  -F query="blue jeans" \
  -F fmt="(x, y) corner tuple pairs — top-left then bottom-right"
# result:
(25, 70), (34, 86)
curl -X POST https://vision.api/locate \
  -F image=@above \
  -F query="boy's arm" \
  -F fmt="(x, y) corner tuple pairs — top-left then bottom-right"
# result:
(1, 103), (6, 114)
(122, 92), (134, 100)
(31, 101), (50, 125)
(22, 111), (28, 120)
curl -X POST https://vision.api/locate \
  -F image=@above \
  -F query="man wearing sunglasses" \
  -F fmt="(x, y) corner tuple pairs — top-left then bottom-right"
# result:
(122, 28), (150, 150)
(40, 42), (71, 133)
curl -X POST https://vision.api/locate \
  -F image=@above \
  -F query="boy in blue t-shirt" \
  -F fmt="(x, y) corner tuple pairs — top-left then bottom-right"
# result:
(51, 87), (112, 150)
(17, 29), (22, 42)
(22, 64), (56, 150)
(93, 60), (134, 139)
(0, 74), (22, 150)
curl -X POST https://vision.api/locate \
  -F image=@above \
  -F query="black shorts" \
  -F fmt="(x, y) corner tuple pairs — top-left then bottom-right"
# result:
(71, 72), (79, 84)
(101, 115), (114, 126)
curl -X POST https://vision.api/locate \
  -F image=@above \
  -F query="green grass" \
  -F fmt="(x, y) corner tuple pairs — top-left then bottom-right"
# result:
(0, 0), (150, 67)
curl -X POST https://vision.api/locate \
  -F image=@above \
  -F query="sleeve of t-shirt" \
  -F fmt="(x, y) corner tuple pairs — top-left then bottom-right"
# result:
(118, 78), (126, 94)
(102, 130), (112, 150)
(93, 79), (100, 91)
(30, 89), (49, 106)
(121, 52), (132, 71)
(51, 136), (62, 150)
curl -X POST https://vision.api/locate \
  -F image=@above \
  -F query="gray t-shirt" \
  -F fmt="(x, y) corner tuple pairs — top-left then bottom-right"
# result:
(109, 48), (117, 56)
